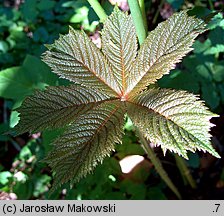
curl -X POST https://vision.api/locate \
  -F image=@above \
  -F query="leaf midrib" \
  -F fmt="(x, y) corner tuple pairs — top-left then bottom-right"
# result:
(126, 24), (204, 95)
(116, 17), (126, 95)
(51, 46), (119, 97)
(23, 98), (118, 113)
(64, 102), (122, 184)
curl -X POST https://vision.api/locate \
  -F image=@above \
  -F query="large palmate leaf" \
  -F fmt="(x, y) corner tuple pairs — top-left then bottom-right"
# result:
(15, 7), (220, 189)
(45, 101), (126, 189)
(127, 88), (220, 159)
(126, 11), (206, 96)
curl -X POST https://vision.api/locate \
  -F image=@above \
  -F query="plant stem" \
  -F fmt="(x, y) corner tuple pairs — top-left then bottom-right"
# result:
(208, 0), (214, 11)
(135, 128), (181, 199)
(152, 0), (165, 24)
(87, 0), (107, 22)
(174, 154), (197, 189)
(138, 0), (148, 33)
(10, 138), (21, 151)
(3, 101), (7, 123)
(128, 0), (147, 45)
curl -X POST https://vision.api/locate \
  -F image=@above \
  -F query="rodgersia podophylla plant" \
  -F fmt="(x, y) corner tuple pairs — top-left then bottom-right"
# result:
(15, 7), (220, 190)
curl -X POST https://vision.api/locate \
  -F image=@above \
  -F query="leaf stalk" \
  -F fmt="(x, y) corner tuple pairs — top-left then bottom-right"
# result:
(87, 0), (108, 22)
(138, 0), (148, 33)
(152, 0), (165, 24)
(174, 154), (197, 189)
(127, 0), (147, 45)
(135, 127), (182, 199)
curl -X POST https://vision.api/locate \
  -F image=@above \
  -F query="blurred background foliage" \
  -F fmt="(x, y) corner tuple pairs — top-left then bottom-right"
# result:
(0, 0), (224, 200)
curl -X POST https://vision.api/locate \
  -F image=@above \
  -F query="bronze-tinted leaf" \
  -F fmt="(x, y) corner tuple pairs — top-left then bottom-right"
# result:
(126, 11), (206, 96)
(15, 85), (117, 134)
(102, 6), (137, 94)
(43, 28), (120, 96)
(127, 88), (220, 159)
(45, 101), (126, 189)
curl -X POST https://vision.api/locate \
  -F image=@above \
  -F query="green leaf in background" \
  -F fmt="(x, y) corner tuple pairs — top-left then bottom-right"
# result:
(160, 47), (223, 110)
(204, 44), (224, 55)
(147, 187), (167, 199)
(209, 27), (224, 46)
(14, 171), (28, 183)
(183, 55), (214, 81)
(37, 0), (56, 11)
(61, 0), (99, 32)
(207, 13), (224, 30)
(203, 26), (224, 56)
(19, 145), (32, 161)
(21, 0), (38, 22)
(61, 0), (87, 8)
(193, 40), (212, 54)
(42, 128), (66, 153)
(188, 6), (210, 19)
(0, 55), (58, 100)
(211, 61), (224, 82)
(33, 174), (51, 197)
(70, 6), (99, 32)
(0, 171), (12, 185)
(9, 111), (20, 128)
(120, 179), (146, 199)
(117, 133), (145, 158)
(103, 157), (122, 176)
(0, 40), (9, 53)
(166, 0), (184, 10)
(13, 179), (33, 199)
(0, 67), (33, 99)
(158, 69), (200, 93)
(22, 55), (58, 86)
(33, 27), (49, 43)
(101, 1), (114, 16)
(70, 6), (88, 23)
(201, 82), (220, 110)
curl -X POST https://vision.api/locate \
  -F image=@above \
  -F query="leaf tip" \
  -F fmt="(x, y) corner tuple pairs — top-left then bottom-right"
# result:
(210, 149), (221, 159)
(68, 25), (75, 33)
(44, 44), (53, 50)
